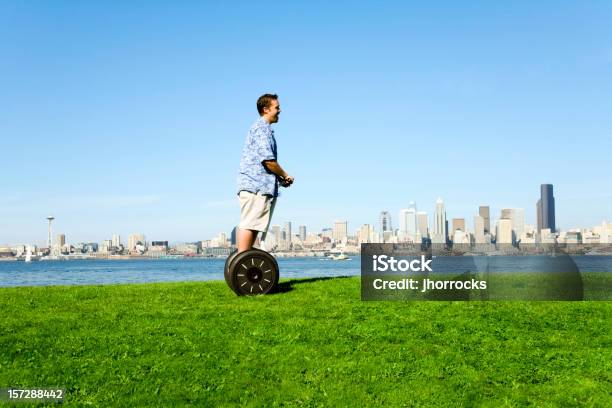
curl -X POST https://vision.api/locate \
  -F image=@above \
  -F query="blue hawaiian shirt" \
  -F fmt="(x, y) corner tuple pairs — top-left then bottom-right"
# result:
(237, 117), (279, 197)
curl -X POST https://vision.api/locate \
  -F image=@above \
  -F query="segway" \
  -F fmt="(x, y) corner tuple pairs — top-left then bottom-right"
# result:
(224, 248), (279, 296)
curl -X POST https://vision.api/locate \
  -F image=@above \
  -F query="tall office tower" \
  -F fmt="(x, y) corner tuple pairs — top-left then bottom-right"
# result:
(56, 234), (66, 247)
(417, 212), (429, 238)
(46, 216), (55, 250)
(452, 218), (466, 233)
(299, 225), (306, 242)
(272, 225), (282, 246)
(497, 219), (513, 244)
(379, 211), (392, 234)
(111, 234), (121, 248)
(432, 198), (447, 244)
(512, 209), (525, 241)
(479, 206), (490, 234)
(501, 208), (514, 243)
(333, 220), (348, 242)
(537, 184), (556, 233)
(128, 234), (146, 251)
(218, 232), (227, 247)
(399, 202), (417, 242)
(473, 215), (485, 243)
(284, 222), (292, 243)
(359, 224), (373, 244)
(501, 208), (525, 243)
(230, 227), (237, 246)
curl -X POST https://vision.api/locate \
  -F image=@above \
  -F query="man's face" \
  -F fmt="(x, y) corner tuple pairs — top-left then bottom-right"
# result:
(264, 99), (281, 123)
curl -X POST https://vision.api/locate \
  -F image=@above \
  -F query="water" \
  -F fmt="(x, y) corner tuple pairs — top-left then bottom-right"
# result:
(0, 257), (360, 287)
(0, 256), (609, 287)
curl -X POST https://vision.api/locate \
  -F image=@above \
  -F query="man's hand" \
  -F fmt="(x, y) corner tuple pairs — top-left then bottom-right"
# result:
(280, 175), (294, 187)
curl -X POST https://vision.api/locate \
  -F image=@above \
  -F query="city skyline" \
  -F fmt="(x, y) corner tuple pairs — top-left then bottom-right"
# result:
(2, 2), (611, 244)
(4, 187), (610, 248)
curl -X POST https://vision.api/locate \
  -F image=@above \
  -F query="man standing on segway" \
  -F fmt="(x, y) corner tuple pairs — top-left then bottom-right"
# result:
(236, 94), (294, 254)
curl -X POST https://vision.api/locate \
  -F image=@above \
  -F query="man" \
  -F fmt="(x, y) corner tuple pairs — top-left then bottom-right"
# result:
(236, 94), (294, 253)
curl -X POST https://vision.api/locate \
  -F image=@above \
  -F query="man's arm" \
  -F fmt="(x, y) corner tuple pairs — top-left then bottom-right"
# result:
(262, 160), (294, 186)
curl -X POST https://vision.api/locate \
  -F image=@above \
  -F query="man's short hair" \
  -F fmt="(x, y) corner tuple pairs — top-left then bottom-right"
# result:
(257, 94), (278, 115)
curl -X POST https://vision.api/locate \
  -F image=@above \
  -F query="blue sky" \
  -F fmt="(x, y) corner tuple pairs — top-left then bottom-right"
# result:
(1, 1), (611, 245)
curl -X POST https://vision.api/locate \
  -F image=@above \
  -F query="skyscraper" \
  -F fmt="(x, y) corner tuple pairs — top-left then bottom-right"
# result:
(299, 225), (306, 242)
(358, 224), (373, 244)
(284, 222), (292, 243)
(379, 211), (392, 234)
(272, 225), (282, 247)
(111, 234), (121, 248)
(333, 221), (348, 242)
(537, 184), (556, 233)
(501, 208), (525, 243)
(230, 227), (237, 246)
(417, 212), (429, 238)
(432, 198), (447, 244)
(479, 206), (490, 234)
(399, 202), (417, 242)
(497, 219), (513, 244)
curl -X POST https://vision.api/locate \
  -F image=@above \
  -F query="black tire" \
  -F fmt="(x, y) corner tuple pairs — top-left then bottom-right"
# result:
(225, 248), (279, 296)
(224, 250), (239, 291)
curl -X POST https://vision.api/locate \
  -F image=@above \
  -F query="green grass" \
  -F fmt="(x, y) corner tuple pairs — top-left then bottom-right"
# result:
(1, 277), (611, 407)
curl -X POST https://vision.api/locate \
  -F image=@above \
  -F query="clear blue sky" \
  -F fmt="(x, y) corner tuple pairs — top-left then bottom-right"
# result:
(1, 1), (611, 245)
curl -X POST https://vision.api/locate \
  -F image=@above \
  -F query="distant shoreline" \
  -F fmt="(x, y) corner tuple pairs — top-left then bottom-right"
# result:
(0, 252), (349, 262)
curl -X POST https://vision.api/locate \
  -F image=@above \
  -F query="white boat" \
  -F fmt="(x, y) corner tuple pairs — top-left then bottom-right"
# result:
(331, 253), (350, 261)
(39, 255), (60, 261)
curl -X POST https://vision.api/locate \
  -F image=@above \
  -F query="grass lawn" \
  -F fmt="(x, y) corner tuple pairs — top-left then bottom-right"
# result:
(1, 277), (611, 407)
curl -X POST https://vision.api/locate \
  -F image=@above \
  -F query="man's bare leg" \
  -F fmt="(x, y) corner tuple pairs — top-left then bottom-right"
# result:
(237, 228), (258, 253)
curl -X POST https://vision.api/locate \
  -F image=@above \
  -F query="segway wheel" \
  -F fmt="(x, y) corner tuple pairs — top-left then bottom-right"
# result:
(225, 248), (279, 296)
(224, 250), (239, 290)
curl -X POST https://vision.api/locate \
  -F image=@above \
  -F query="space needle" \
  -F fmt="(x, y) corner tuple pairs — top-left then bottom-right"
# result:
(46, 216), (55, 252)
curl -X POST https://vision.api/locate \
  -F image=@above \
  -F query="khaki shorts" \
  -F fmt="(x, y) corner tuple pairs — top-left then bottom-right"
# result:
(238, 191), (276, 232)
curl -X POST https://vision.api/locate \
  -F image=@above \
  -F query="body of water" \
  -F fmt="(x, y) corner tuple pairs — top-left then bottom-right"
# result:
(0, 257), (360, 287)
(0, 256), (610, 287)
